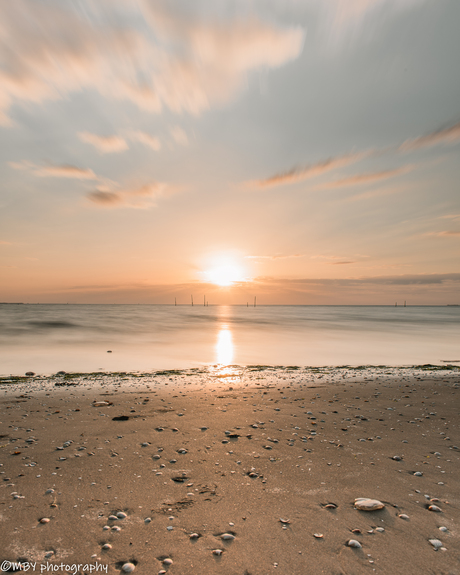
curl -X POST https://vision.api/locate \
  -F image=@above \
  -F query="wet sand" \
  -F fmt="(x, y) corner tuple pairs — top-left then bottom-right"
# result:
(0, 366), (459, 574)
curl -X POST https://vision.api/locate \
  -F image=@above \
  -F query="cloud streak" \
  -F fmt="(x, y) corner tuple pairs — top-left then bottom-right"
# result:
(9, 161), (97, 180)
(87, 181), (177, 209)
(78, 132), (128, 153)
(400, 120), (460, 151)
(322, 165), (413, 188)
(0, 0), (305, 124)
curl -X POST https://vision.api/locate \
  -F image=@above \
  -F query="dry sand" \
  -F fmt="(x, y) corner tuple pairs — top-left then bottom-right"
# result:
(0, 366), (459, 574)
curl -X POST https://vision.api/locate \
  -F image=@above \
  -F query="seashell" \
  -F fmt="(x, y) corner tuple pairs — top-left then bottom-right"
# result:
(347, 540), (362, 548)
(428, 505), (442, 512)
(375, 527), (385, 533)
(144, 517), (152, 523)
(121, 563), (135, 573)
(212, 549), (223, 556)
(313, 533), (323, 538)
(438, 526), (448, 532)
(141, 443), (150, 447)
(279, 518), (290, 524)
(108, 515), (118, 521)
(117, 511), (127, 519)
(190, 533), (200, 539)
(40, 517), (50, 524)
(93, 402), (110, 407)
(162, 559), (173, 566)
(248, 472), (258, 478)
(354, 498), (384, 511)
(45, 489), (55, 494)
(392, 455), (402, 461)
(111, 526), (121, 531)
(177, 448), (187, 454)
(414, 471), (423, 476)
(351, 529), (361, 534)
(429, 539), (443, 550)
(102, 544), (112, 550)
(102, 526), (110, 530)
(221, 533), (235, 541)
(324, 503), (337, 509)
(398, 514), (410, 520)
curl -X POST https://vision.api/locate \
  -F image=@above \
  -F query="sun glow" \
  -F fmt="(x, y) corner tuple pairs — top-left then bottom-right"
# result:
(204, 263), (246, 287)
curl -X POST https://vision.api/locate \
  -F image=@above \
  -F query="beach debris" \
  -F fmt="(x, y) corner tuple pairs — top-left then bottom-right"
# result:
(391, 455), (403, 461)
(375, 527), (385, 533)
(212, 549), (223, 556)
(26, 372), (35, 376)
(429, 539), (443, 550)
(141, 442), (150, 447)
(322, 502), (338, 510)
(112, 526), (121, 532)
(108, 515), (118, 521)
(347, 540), (362, 548)
(39, 517), (50, 524)
(93, 401), (112, 407)
(162, 558), (173, 566)
(313, 533), (323, 538)
(398, 514), (410, 520)
(354, 498), (385, 511)
(121, 563), (135, 573)
(117, 511), (127, 519)
(439, 526), (448, 532)
(189, 533), (200, 539)
(144, 517), (152, 523)
(414, 471), (423, 476)
(177, 448), (187, 454)
(279, 518), (291, 524)
(102, 544), (112, 550)
(428, 505), (442, 512)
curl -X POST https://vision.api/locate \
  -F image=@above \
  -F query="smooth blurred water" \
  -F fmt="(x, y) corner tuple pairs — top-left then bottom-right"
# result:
(0, 304), (459, 375)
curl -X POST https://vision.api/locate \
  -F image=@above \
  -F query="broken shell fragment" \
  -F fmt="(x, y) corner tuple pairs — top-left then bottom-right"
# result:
(347, 540), (362, 548)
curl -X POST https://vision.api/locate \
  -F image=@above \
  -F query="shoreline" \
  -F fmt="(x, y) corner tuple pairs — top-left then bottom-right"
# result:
(0, 367), (459, 574)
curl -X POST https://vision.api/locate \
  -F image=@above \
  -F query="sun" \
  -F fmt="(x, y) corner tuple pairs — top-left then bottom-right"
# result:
(205, 263), (245, 287)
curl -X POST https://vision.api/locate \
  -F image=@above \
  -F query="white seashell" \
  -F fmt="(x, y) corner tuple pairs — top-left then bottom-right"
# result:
(212, 549), (223, 556)
(439, 526), (448, 532)
(108, 515), (118, 521)
(141, 443), (150, 447)
(414, 471), (423, 476)
(279, 518), (290, 524)
(40, 517), (50, 524)
(313, 533), (323, 538)
(398, 514), (410, 520)
(162, 559), (173, 566)
(375, 527), (385, 532)
(111, 526), (121, 531)
(221, 533), (235, 541)
(190, 533), (200, 539)
(144, 517), (152, 523)
(354, 498), (384, 511)
(45, 489), (55, 494)
(102, 526), (110, 530)
(93, 402), (110, 407)
(117, 512), (127, 519)
(429, 539), (443, 550)
(177, 448), (187, 454)
(121, 563), (135, 573)
(347, 540), (362, 548)
(428, 505), (442, 512)
(102, 544), (112, 550)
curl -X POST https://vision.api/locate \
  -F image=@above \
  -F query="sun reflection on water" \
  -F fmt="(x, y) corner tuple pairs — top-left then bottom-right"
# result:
(216, 325), (234, 365)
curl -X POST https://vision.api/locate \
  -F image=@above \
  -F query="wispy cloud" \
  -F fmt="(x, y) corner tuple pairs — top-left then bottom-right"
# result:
(245, 152), (366, 189)
(429, 231), (460, 238)
(245, 254), (304, 260)
(9, 161), (97, 180)
(400, 120), (460, 151)
(87, 181), (176, 209)
(129, 131), (161, 151)
(0, 1), (305, 124)
(78, 132), (128, 153)
(323, 165), (413, 188)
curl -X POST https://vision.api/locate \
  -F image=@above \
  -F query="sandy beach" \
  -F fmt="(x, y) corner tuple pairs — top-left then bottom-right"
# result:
(1, 366), (459, 574)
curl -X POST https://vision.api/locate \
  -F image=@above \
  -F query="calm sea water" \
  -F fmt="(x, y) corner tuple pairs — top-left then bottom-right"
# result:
(0, 304), (459, 375)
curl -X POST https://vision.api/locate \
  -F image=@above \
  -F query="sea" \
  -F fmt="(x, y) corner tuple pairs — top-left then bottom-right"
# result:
(0, 304), (459, 376)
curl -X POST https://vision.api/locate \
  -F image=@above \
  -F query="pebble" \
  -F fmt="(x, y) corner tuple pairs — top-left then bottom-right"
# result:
(102, 544), (112, 550)
(111, 526), (121, 531)
(354, 498), (384, 511)
(162, 559), (173, 566)
(439, 526), (448, 532)
(40, 518), (50, 524)
(108, 515), (118, 520)
(144, 517), (152, 523)
(117, 511), (127, 519)
(429, 539), (443, 550)
(398, 514), (410, 520)
(121, 563), (135, 573)
(212, 549), (223, 556)
(414, 471), (423, 476)
(313, 533), (323, 538)
(347, 540), (362, 548)
(190, 533), (200, 539)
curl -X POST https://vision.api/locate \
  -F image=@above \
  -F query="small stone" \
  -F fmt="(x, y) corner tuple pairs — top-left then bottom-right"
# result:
(398, 514), (410, 520)
(375, 527), (385, 533)
(163, 559), (173, 566)
(414, 471), (423, 477)
(117, 511), (127, 519)
(313, 533), (323, 538)
(40, 518), (50, 524)
(190, 533), (200, 539)
(392, 456), (402, 461)
(347, 540), (362, 548)
(429, 539), (443, 550)
(111, 526), (121, 531)
(108, 515), (118, 521)
(439, 526), (448, 532)
(354, 498), (384, 511)
(121, 563), (135, 573)
(102, 544), (112, 550)
(212, 549), (223, 556)
(144, 517), (152, 523)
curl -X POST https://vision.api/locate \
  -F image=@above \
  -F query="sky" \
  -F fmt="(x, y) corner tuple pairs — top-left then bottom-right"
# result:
(0, 0), (459, 305)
